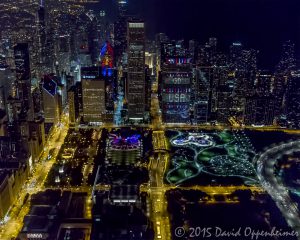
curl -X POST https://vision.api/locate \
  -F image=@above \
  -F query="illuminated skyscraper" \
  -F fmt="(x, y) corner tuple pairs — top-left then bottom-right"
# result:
(114, 16), (128, 63)
(37, 4), (46, 65)
(255, 71), (273, 97)
(81, 67), (105, 123)
(117, 0), (128, 17)
(244, 95), (275, 126)
(160, 65), (192, 123)
(42, 75), (61, 124)
(126, 20), (145, 121)
(194, 67), (210, 123)
(14, 43), (31, 111)
(276, 40), (296, 75)
(81, 65), (116, 124)
(229, 42), (243, 70)
(285, 71), (300, 129)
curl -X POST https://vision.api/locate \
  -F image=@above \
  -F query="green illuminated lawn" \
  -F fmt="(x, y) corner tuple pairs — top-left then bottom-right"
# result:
(165, 130), (257, 186)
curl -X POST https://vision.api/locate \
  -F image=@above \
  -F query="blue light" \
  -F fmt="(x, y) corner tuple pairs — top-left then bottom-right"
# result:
(102, 67), (107, 76)
(107, 68), (113, 77)
(100, 43), (107, 57)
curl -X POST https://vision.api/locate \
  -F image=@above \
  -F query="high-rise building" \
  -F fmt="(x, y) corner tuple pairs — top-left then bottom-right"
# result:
(81, 65), (116, 124)
(272, 74), (287, 120)
(36, 4), (46, 67)
(81, 67), (106, 123)
(234, 49), (258, 97)
(68, 87), (76, 125)
(117, 0), (128, 17)
(276, 40), (296, 75)
(229, 42), (243, 70)
(188, 40), (198, 63)
(285, 71), (300, 129)
(14, 43), (32, 113)
(244, 96), (275, 126)
(114, 16), (128, 64)
(126, 20), (145, 121)
(255, 71), (273, 97)
(194, 67), (210, 123)
(160, 65), (192, 123)
(42, 75), (61, 124)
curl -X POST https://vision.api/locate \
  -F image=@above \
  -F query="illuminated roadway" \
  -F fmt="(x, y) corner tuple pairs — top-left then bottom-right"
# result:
(0, 111), (69, 240)
(256, 140), (300, 239)
(150, 132), (171, 240)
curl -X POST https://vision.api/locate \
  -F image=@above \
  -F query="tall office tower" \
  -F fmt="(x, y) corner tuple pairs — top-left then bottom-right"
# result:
(188, 40), (198, 62)
(37, 4), (47, 67)
(285, 71), (300, 129)
(117, 0), (128, 17)
(14, 43), (33, 115)
(114, 0), (128, 64)
(75, 81), (83, 118)
(216, 88), (234, 123)
(155, 33), (169, 71)
(235, 49), (258, 96)
(197, 43), (213, 67)
(244, 96), (275, 126)
(0, 68), (14, 107)
(89, 13), (102, 65)
(81, 67), (105, 123)
(276, 40), (296, 75)
(160, 65), (192, 123)
(272, 74), (287, 121)
(42, 75), (61, 124)
(28, 117), (45, 164)
(98, 10), (108, 46)
(229, 42), (243, 70)
(209, 37), (217, 52)
(194, 67), (210, 123)
(126, 20), (145, 121)
(100, 42), (117, 122)
(210, 65), (230, 119)
(68, 86), (77, 125)
(145, 66), (152, 114)
(145, 41), (156, 75)
(56, 35), (71, 74)
(114, 16), (128, 64)
(255, 71), (273, 97)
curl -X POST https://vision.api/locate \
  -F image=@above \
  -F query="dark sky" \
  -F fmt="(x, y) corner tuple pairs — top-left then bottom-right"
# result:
(94, 0), (300, 69)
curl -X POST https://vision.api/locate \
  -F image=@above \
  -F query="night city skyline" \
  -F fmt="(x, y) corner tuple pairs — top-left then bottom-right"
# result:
(0, 0), (299, 240)
(95, 0), (300, 69)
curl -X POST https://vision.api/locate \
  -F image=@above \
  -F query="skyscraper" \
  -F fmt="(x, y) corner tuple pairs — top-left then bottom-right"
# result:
(42, 75), (61, 124)
(114, 16), (128, 64)
(194, 67), (210, 123)
(160, 65), (192, 123)
(14, 43), (32, 112)
(229, 42), (243, 70)
(276, 40), (296, 75)
(81, 67), (105, 123)
(244, 96), (275, 126)
(285, 71), (300, 129)
(117, 0), (128, 17)
(126, 20), (145, 121)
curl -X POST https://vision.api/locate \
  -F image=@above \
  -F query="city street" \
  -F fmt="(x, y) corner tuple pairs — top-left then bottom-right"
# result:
(0, 112), (69, 240)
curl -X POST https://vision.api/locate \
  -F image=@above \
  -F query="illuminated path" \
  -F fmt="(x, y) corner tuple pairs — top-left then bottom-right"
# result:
(256, 140), (300, 239)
